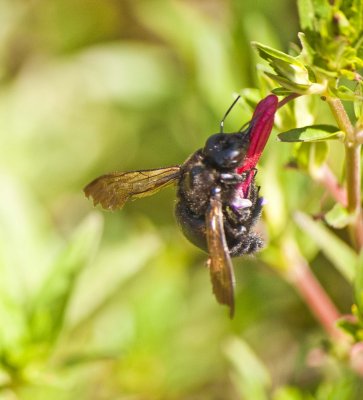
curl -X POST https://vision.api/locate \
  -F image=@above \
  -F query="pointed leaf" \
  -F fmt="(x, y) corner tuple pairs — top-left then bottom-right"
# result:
(278, 125), (342, 142)
(265, 73), (312, 94)
(354, 81), (363, 123)
(271, 87), (294, 96)
(252, 42), (304, 67)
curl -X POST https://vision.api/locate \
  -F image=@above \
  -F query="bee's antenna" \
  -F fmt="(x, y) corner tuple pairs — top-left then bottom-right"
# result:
(238, 109), (264, 133)
(239, 120), (251, 133)
(220, 95), (241, 133)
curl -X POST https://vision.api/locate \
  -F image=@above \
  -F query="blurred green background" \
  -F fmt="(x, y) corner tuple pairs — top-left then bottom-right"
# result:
(0, 0), (360, 399)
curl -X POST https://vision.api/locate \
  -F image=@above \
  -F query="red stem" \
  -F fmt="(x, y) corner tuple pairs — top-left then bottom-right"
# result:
(277, 93), (301, 109)
(283, 241), (344, 339)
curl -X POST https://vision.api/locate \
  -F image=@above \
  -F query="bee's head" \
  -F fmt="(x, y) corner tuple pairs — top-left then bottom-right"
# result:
(203, 132), (248, 170)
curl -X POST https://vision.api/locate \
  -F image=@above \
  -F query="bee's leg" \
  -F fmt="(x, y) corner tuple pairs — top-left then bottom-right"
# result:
(224, 221), (247, 239)
(228, 233), (264, 257)
(219, 173), (244, 185)
(249, 196), (264, 227)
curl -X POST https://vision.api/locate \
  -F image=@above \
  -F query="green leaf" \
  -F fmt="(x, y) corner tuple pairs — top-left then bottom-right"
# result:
(294, 212), (356, 282)
(271, 87), (294, 96)
(331, 84), (360, 101)
(325, 203), (354, 229)
(354, 81), (363, 123)
(265, 73), (312, 94)
(252, 40), (328, 95)
(345, 0), (363, 33)
(278, 125), (342, 142)
(252, 42), (304, 67)
(334, 10), (354, 37)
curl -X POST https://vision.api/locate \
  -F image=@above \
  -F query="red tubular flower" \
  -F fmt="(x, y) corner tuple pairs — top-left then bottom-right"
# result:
(237, 94), (279, 196)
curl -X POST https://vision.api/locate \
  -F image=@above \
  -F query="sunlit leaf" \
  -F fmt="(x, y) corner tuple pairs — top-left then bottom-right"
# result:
(354, 81), (363, 123)
(252, 42), (305, 67)
(271, 87), (295, 96)
(265, 73), (312, 94)
(278, 125), (342, 142)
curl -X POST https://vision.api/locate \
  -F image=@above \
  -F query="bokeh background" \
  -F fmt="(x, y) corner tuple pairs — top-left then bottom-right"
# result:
(1, 0), (360, 399)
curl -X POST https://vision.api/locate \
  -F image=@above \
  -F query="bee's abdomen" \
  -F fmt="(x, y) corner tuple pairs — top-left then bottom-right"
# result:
(175, 200), (208, 253)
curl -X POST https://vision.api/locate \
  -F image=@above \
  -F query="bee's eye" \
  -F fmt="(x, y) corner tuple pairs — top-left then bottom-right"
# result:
(203, 133), (247, 170)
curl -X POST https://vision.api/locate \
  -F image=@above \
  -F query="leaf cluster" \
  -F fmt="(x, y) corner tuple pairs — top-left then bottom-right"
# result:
(254, 0), (363, 99)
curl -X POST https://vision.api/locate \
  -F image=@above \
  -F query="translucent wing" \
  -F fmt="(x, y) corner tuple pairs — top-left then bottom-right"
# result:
(84, 166), (181, 210)
(206, 195), (235, 317)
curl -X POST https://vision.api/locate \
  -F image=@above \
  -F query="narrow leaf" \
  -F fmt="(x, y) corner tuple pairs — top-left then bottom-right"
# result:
(294, 212), (356, 282)
(265, 73), (311, 94)
(271, 87), (294, 96)
(252, 42), (305, 67)
(354, 81), (363, 123)
(278, 125), (342, 142)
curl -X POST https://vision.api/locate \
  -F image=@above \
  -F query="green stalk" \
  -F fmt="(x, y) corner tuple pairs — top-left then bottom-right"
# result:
(326, 97), (363, 250)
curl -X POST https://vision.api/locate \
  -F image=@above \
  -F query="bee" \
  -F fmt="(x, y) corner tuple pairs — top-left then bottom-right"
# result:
(84, 95), (278, 317)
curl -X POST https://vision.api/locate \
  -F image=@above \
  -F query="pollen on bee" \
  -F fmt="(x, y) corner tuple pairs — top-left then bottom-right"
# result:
(232, 197), (252, 210)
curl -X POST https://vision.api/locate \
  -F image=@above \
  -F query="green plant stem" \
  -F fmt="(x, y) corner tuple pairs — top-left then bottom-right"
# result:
(345, 145), (363, 249)
(326, 97), (363, 250)
(325, 98), (355, 141)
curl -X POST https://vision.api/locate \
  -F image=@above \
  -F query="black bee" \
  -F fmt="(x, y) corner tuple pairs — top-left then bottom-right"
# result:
(84, 95), (278, 317)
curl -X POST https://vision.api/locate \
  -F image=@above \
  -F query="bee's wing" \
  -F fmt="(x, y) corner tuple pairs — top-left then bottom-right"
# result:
(84, 166), (181, 210)
(206, 195), (235, 318)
